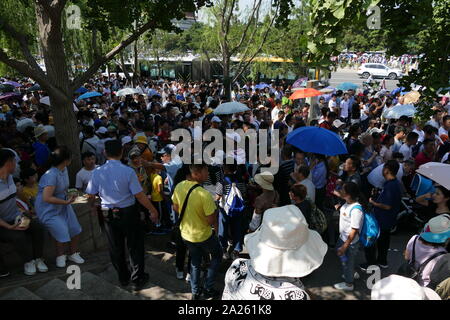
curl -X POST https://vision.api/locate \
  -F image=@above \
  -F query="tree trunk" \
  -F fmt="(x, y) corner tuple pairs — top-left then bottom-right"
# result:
(35, 2), (81, 185)
(223, 57), (232, 101)
(133, 39), (139, 86)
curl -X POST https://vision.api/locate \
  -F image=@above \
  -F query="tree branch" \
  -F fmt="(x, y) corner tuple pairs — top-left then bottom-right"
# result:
(70, 19), (157, 91)
(230, 0), (262, 56)
(0, 16), (44, 78)
(220, 0), (229, 36)
(224, 0), (237, 37)
(232, 4), (279, 82)
(0, 49), (66, 101)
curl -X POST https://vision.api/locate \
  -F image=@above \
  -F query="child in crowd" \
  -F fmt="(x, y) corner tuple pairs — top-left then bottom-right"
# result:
(75, 152), (98, 193)
(14, 177), (34, 217)
(149, 166), (170, 234)
(128, 147), (153, 232)
(20, 168), (38, 210)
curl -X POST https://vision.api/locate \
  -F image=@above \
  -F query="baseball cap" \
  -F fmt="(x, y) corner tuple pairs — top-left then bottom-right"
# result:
(157, 144), (176, 155)
(121, 136), (132, 146)
(96, 127), (108, 134)
(211, 116), (222, 123)
(333, 119), (345, 128)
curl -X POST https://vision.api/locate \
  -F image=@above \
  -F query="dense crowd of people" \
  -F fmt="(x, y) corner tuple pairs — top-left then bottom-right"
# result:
(0, 73), (449, 300)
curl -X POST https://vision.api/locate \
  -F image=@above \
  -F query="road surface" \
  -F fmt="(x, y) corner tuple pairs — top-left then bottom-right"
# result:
(329, 67), (400, 92)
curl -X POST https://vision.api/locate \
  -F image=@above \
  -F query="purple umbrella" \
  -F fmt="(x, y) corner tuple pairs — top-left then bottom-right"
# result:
(2, 80), (22, 88)
(0, 92), (21, 100)
(292, 77), (308, 89)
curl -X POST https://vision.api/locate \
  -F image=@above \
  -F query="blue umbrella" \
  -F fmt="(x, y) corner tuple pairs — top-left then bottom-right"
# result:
(214, 102), (250, 115)
(391, 87), (406, 96)
(76, 91), (102, 101)
(255, 83), (269, 90)
(75, 87), (88, 94)
(384, 104), (416, 119)
(286, 127), (347, 156)
(336, 82), (359, 91)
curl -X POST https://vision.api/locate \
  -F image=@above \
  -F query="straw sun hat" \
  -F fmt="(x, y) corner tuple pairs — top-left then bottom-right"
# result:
(254, 171), (275, 191)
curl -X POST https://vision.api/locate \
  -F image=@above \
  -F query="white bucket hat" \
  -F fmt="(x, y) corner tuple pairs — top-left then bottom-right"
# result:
(245, 205), (327, 278)
(254, 171), (274, 191)
(371, 275), (441, 300)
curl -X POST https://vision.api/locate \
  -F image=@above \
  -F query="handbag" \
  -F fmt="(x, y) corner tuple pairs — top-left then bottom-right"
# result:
(308, 199), (328, 234)
(172, 183), (201, 242)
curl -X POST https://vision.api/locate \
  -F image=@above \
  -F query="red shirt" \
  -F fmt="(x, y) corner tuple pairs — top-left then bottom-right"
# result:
(319, 121), (332, 130)
(415, 152), (433, 168)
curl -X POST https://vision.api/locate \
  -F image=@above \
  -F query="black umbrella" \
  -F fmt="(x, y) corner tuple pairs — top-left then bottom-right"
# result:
(0, 84), (15, 93)
(27, 84), (41, 92)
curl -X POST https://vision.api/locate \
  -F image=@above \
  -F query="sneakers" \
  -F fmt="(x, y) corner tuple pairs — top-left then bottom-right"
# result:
(24, 260), (37, 276)
(56, 255), (67, 268)
(0, 269), (10, 278)
(35, 258), (48, 273)
(342, 272), (360, 280)
(132, 273), (150, 291)
(202, 288), (221, 300)
(176, 269), (184, 280)
(185, 273), (191, 283)
(334, 282), (354, 291)
(191, 293), (201, 300)
(68, 252), (85, 264)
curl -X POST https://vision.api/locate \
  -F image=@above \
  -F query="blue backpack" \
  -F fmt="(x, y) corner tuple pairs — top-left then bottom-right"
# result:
(221, 177), (245, 217)
(350, 204), (380, 247)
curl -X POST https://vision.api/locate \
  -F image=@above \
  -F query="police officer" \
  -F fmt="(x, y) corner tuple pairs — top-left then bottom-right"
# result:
(86, 140), (158, 291)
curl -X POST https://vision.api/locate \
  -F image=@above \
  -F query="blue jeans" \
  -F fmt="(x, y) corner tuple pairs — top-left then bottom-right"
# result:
(218, 208), (243, 253)
(183, 234), (222, 295)
(337, 238), (360, 284)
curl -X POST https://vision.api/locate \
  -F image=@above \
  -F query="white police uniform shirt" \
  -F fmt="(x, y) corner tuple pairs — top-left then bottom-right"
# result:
(86, 160), (142, 209)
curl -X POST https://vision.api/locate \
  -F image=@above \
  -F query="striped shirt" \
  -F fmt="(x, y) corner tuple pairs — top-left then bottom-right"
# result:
(0, 174), (20, 222)
(216, 174), (247, 201)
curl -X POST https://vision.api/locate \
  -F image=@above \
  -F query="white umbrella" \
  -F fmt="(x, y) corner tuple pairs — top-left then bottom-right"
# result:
(416, 162), (450, 190)
(39, 96), (50, 105)
(116, 88), (142, 97)
(319, 88), (335, 94)
(384, 104), (416, 119)
(40, 96), (78, 112)
(213, 102), (249, 115)
(368, 163), (404, 188)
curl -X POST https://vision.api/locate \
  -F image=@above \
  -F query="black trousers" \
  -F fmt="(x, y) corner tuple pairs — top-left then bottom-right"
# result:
(315, 187), (327, 212)
(364, 229), (391, 265)
(173, 229), (191, 273)
(0, 218), (45, 263)
(103, 205), (146, 284)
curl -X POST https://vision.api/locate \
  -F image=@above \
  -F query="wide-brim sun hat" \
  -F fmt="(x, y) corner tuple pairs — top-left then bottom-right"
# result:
(420, 214), (450, 244)
(371, 275), (441, 300)
(245, 205), (327, 278)
(254, 171), (274, 191)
